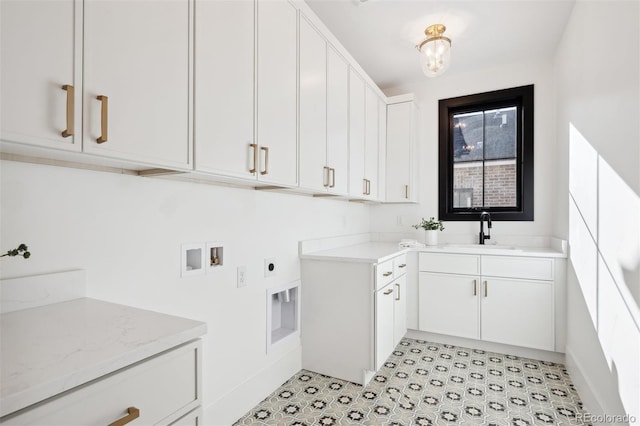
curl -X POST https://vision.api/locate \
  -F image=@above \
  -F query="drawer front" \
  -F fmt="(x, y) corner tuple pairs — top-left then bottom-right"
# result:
(482, 256), (554, 280)
(376, 259), (395, 290)
(419, 253), (480, 275)
(393, 254), (408, 277)
(6, 341), (201, 426)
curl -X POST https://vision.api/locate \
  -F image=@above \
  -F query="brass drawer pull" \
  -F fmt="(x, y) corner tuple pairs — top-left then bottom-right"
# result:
(363, 178), (367, 195)
(484, 280), (488, 297)
(329, 167), (335, 188)
(366, 179), (371, 195)
(61, 85), (74, 137)
(384, 288), (393, 295)
(323, 166), (330, 187)
(398, 264), (407, 269)
(473, 279), (477, 296)
(404, 184), (409, 199)
(260, 146), (269, 175)
(395, 283), (400, 301)
(249, 143), (258, 173)
(108, 407), (140, 426)
(96, 95), (108, 143)
(383, 271), (392, 277)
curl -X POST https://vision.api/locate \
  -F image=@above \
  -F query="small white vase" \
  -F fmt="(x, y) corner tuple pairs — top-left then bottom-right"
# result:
(425, 230), (439, 246)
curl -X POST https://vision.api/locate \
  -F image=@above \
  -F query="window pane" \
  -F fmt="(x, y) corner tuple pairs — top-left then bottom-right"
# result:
(484, 159), (517, 207)
(453, 161), (483, 208)
(452, 112), (483, 162)
(484, 107), (516, 160)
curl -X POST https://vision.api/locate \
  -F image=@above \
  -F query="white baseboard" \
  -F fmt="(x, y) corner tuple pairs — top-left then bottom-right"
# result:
(203, 346), (301, 426)
(405, 330), (565, 364)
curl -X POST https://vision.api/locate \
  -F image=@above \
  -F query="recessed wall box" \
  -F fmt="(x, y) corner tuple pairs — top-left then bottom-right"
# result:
(266, 280), (300, 353)
(206, 242), (224, 272)
(181, 243), (205, 277)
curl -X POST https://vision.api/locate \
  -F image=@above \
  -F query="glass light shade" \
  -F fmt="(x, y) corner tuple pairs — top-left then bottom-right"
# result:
(419, 37), (451, 77)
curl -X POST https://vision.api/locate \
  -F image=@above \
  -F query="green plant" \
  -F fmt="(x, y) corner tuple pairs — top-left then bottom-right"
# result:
(413, 217), (444, 232)
(1, 243), (31, 259)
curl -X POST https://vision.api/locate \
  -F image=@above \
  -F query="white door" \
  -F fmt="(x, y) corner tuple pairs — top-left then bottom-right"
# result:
(364, 85), (379, 200)
(326, 46), (349, 196)
(481, 277), (554, 351)
(256, 0), (298, 186)
(418, 272), (480, 339)
(194, 0), (255, 180)
(83, 0), (191, 169)
(386, 102), (413, 202)
(1, 0), (81, 151)
(348, 69), (365, 197)
(299, 15), (327, 191)
(375, 283), (395, 370)
(393, 274), (407, 347)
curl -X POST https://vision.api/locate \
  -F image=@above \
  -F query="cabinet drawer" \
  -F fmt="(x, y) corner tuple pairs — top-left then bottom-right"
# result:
(6, 341), (201, 426)
(376, 259), (395, 290)
(482, 256), (554, 280)
(393, 254), (408, 277)
(419, 253), (480, 275)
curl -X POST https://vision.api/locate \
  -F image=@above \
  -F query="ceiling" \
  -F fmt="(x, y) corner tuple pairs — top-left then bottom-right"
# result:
(305, 0), (576, 90)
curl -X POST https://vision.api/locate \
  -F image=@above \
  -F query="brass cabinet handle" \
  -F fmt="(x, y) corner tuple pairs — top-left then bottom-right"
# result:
(405, 184), (409, 199)
(108, 407), (140, 426)
(329, 168), (335, 188)
(323, 166), (330, 187)
(367, 179), (371, 195)
(383, 288), (393, 295)
(260, 146), (269, 175)
(96, 95), (108, 143)
(473, 279), (477, 296)
(61, 85), (74, 137)
(398, 264), (407, 269)
(383, 271), (392, 277)
(484, 280), (488, 297)
(363, 178), (367, 195)
(395, 283), (400, 301)
(249, 143), (258, 173)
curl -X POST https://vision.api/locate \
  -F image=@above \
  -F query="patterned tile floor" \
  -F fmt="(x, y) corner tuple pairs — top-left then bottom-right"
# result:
(234, 338), (589, 426)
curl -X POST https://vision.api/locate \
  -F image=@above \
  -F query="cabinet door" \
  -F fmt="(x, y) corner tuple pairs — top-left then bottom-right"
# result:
(386, 102), (414, 202)
(1, 0), (81, 151)
(299, 15), (327, 192)
(377, 98), (387, 202)
(83, 0), (191, 169)
(418, 272), (479, 339)
(326, 46), (349, 196)
(393, 274), (407, 347)
(375, 283), (395, 370)
(348, 69), (365, 197)
(364, 85), (379, 200)
(257, 0), (298, 186)
(481, 277), (554, 351)
(194, 0), (255, 180)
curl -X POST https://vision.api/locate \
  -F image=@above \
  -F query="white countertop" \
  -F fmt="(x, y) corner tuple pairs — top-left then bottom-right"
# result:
(0, 298), (207, 418)
(417, 244), (567, 258)
(299, 242), (409, 263)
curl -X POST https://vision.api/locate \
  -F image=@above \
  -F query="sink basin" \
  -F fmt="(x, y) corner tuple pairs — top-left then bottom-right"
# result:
(443, 244), (523, 252)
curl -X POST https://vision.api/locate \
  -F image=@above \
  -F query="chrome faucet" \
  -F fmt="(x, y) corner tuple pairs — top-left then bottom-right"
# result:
(479, 211), (492, 245)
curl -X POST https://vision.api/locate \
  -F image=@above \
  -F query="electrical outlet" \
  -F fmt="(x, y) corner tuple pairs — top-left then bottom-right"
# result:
(264, 258), (276, 277)
(237, 265), (247, 288)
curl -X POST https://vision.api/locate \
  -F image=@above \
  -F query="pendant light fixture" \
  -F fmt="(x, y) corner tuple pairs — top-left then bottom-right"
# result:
(416, 24), (452, 77)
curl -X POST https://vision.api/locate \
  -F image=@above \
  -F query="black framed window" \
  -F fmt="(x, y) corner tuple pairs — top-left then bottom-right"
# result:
(438, 85), (534, 221)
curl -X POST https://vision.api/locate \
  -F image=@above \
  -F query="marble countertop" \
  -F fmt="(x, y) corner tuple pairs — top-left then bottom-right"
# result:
(0, 298), (207, 418)
(417, 244), (567, 258)
(299, 242), (409, 263)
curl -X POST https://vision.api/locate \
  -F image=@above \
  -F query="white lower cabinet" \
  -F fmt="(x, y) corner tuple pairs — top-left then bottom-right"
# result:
(418, 253), (558, 352)
(301, 252), (408, 385)
(3, 341), (202, 426)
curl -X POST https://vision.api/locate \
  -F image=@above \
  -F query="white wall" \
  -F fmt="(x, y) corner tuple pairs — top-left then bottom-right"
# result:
(554, 0), (639, 423)
(371, 59), (557, 243)
(0, 160), (370, 425)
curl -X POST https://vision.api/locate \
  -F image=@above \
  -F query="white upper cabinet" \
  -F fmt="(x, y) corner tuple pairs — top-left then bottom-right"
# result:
(364, 85), (379, 200)
(348, 69), (366, 197)
(377, 98), (387, 202)
(325, 46), (349, 196)
(194, 0), (255, 179)
(83, 0), (191, 169)
(386, 100), (418, 202)
(256, 0), (298, 186)
(299, 16), (328, 192)
(1, 0), (81, 151)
